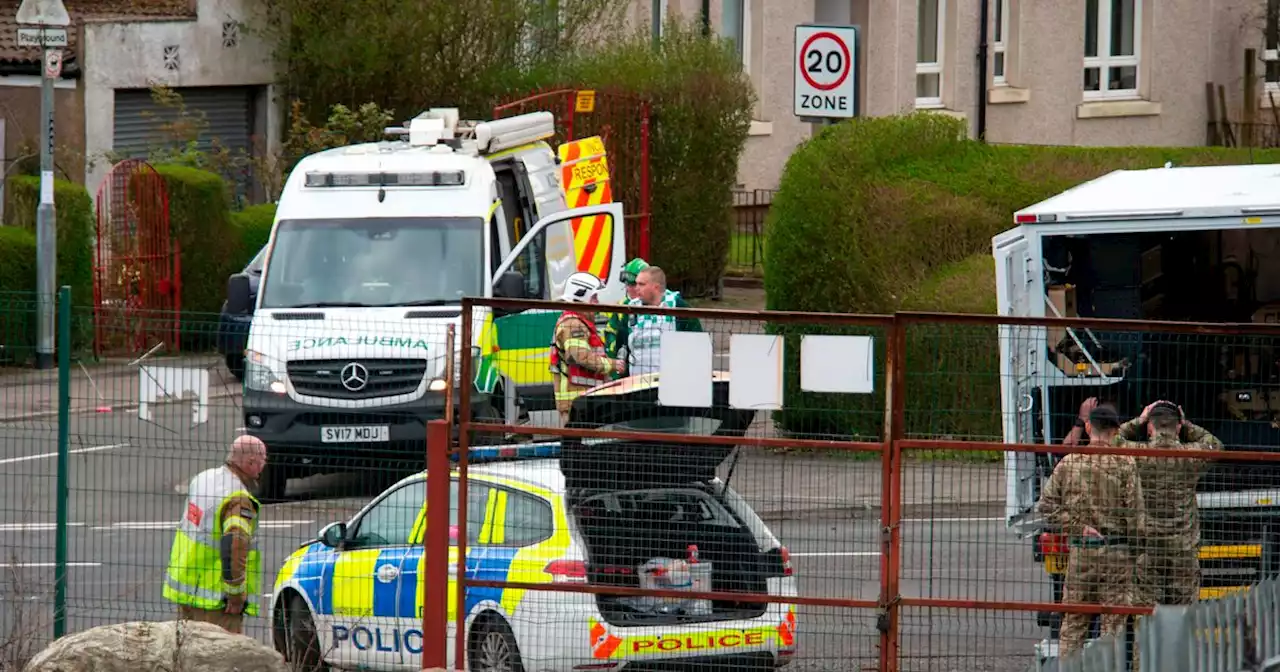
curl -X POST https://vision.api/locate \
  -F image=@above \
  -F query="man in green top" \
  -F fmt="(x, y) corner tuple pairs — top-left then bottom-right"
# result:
(602, 257), (650, 377)
(613, 265), (704, 377)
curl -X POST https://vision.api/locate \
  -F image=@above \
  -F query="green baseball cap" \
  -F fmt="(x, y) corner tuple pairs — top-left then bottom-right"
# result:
(621, 257), (649, 285)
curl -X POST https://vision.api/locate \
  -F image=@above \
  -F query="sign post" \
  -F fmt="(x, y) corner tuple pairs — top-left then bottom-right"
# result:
(16, 0), (69, 370)
(793, 24), (859, 124)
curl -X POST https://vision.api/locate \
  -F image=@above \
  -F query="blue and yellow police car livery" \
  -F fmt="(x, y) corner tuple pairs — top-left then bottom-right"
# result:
(268, 375), (799, 672)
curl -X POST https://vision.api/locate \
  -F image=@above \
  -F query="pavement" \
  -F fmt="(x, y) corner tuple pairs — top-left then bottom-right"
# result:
(0, 361), (1042, 672)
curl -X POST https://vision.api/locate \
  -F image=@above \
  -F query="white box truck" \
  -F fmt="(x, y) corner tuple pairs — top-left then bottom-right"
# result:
(992, 162), (1280, 669)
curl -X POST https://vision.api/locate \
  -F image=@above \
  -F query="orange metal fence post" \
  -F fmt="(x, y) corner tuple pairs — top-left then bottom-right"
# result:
(423, 419), (451, 670)
(453, 301), (477, 668)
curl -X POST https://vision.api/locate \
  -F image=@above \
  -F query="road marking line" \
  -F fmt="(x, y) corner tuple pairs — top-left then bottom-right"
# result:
(0, 523), (86, 531)
(788, 552), (880, 557)
(92, 520), (314, 531)
(0, 562), (102, 568)
(0, 442), (128, 466)
(902, 517), (1004, 523)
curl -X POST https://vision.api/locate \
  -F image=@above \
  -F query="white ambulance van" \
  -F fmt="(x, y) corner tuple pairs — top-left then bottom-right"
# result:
(224, 109), (628, 499)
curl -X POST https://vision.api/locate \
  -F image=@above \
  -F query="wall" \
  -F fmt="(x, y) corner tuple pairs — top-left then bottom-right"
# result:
(984, 0), (1249, 147)
(0, 78), (85, 186)
(80, 0), (281, 202)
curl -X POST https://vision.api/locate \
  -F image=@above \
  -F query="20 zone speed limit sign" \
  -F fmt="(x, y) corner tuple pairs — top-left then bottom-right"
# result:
(794, 24), (859, 119)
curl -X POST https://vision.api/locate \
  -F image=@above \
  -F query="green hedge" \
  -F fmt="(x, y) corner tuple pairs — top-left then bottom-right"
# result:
(530, 20), (754, 296)
(0, 227), (38, 365)
(765, 112), (1280, 438)
(5, 176), (95, 307)
(5, 176), (96, 354)
(229, 202), (276, 270)
(152, 165), (239, 347)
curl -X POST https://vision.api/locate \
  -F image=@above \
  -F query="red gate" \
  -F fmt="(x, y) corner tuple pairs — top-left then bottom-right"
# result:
(92, 159), (178, 358)
(494, 88), (651, 261)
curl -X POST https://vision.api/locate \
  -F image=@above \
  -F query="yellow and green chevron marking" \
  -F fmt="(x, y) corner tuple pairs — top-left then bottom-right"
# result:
(475, 310), (562, 393)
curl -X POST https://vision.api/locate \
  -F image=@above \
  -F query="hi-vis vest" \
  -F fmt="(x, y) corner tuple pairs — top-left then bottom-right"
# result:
(163, 465), (263, 615)
(549, 311), (611, 396)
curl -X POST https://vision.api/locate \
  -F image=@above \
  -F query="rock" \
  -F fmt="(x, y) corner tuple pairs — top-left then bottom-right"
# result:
(23, 620), (287, 672)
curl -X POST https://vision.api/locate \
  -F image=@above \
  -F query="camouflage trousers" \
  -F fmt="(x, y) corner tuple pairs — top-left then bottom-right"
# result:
(1137, 537), (1200, 605)
(1060, 546), (1136, 658)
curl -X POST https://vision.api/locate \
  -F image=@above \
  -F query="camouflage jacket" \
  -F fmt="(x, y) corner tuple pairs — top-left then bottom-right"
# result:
(1115, 418), (1222, 546)
(1037, 450), (1147, 547)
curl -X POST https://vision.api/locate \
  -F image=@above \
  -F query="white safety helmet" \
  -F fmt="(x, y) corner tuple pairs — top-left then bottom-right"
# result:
(562, 272), (605, 303)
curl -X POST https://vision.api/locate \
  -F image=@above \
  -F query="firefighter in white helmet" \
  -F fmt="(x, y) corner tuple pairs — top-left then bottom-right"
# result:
(549, 272), (625, 425)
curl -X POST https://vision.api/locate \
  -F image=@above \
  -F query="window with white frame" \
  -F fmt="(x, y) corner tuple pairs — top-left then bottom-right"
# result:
(722, 0), (751, 72)
(992, 0), (1010, 86)
(916, 0), (945, 107)
(1265, 0), (1279, 91)
(1083, 0), (1141, 99)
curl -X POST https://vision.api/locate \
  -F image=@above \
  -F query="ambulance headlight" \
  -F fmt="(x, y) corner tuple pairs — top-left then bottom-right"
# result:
(244, 350), (286, 394)
(427, 347), (481, 392)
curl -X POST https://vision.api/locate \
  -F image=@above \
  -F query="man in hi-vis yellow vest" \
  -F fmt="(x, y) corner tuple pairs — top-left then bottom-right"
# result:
(163, 435), (266, 633)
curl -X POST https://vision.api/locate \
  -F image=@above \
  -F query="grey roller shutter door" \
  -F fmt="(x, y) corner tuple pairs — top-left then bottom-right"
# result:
(112, 86), (254, 158)
(112, 86), (256, 201)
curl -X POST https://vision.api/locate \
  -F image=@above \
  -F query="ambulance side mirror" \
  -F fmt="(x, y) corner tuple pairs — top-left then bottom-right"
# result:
(318, 521), (347, 548)
(226, 273), (253, 314)
(494, 271), (525, 299)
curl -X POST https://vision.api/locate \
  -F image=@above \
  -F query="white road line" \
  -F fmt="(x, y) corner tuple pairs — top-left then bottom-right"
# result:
(0, 562), (102, 568)
(789, 551), (880, 557)
(0, 523), (86, 532)
(0, 442), (128, 466)
(902, 517), (1004, 523)
(91, 520), (314, 531)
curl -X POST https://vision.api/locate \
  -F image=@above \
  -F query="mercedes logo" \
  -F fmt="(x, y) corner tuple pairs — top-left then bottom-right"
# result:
(340, 362), (369, 391)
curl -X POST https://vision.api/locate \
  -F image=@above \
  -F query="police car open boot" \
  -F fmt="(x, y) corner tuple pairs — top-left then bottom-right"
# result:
(570, 489), (785, 626)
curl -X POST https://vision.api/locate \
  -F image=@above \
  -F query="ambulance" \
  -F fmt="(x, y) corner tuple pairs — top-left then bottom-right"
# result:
(268, 376), (799, 672)
(991, 163), (1280, 669)
(224, 108), (629, 500)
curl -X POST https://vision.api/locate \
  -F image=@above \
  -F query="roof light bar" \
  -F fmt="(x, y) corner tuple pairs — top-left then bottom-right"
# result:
(303, 170), (466, 188)
(448, 441), (563, 463)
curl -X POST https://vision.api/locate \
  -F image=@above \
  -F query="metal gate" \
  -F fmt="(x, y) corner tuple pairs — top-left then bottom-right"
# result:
(493, 88), (651, 261)
(92, 159), (178, 358)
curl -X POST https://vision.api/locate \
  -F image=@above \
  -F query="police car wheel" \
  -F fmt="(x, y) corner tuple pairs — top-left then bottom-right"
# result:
(283, 592), (326, 671)
(468, 615), (523, 672)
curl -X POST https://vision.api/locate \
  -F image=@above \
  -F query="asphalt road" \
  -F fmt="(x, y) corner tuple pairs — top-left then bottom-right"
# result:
(0, 401), (1049, 672)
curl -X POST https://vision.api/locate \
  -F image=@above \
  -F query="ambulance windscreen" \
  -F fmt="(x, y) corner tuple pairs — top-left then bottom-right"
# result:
(258, 216), (485, 309)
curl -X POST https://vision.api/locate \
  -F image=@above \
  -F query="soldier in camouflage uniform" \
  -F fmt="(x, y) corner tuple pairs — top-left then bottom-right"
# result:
(1116, 400), (1223, 606)
(1037, 402), (1147, 658)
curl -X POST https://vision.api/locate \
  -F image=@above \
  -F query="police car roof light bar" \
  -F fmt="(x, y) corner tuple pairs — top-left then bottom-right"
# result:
(448, 442), (563, 463)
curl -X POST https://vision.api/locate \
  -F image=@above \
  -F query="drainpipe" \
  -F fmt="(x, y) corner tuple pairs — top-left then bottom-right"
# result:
(976, 0), (990, 142)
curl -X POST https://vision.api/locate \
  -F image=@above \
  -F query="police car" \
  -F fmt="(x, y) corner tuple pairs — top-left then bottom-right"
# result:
(268, 375), (799, 671)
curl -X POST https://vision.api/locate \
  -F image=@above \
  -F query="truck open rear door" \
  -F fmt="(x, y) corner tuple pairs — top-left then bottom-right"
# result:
(994, 228), (1043, 530)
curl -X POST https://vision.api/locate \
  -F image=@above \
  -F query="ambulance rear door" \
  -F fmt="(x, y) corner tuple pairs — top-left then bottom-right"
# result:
(557, 136), (626, 305)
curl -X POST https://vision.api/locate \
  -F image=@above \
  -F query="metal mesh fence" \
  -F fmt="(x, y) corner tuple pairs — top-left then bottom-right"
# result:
(5, 292), (1280, 671)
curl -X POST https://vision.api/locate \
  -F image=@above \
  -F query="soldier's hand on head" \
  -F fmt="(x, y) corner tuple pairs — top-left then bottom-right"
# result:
(1079, 397), (1099, 420)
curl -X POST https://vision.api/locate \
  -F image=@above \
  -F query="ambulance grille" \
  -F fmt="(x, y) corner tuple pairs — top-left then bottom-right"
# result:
(287, 358), (428, 399)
